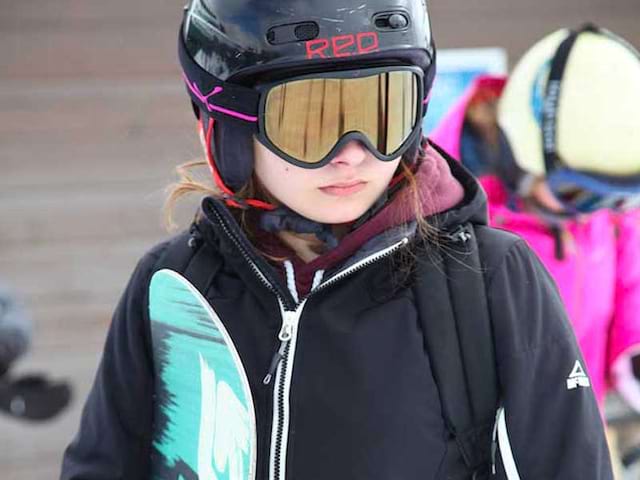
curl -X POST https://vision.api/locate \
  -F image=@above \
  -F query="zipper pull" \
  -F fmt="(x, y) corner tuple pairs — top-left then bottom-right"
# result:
(263, 340), (288, 385)
(188, 223), (203, 249)
(277, 309), (297, 342)
(447, 225), (471, 244)
(263, 311), (296, 385)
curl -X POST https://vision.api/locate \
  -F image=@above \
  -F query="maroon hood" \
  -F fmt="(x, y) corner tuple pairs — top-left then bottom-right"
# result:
(257, 144), (466, 295)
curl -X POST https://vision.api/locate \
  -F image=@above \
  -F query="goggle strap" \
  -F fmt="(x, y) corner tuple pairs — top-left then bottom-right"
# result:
(541, 29), (581, 174)
(179, 29), (260, 126)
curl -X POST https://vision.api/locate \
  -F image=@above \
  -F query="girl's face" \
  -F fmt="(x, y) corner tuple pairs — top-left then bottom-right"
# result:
(254, 139), (401, 224)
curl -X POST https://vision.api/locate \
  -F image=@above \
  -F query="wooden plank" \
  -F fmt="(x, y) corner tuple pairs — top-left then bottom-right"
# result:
(0, 131), (201, 189)
(0, 237), (155, 302)
(2, 0), (179, 24)
(429, 2), (640, 62)
(1, 25), (179, 80)
(0, 175), (201, 249)
(0, 79), (202, 191)
(0, 80), (192, 138)
(1, 184), (170, 242)
(431, 0), (639, 15)
(26, 302), (114, 345)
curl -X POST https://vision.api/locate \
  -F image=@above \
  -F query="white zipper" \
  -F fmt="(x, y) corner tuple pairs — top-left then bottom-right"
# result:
(269, 296), (307, 480)
(315, 238), (409, 292)
(493, 406), (522, 480)
(269, 263), (321, 480)
(267, 240), (408, 480)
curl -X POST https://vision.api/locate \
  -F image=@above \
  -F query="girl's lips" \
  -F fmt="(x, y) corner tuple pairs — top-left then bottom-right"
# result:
(319, 181), (367, 197)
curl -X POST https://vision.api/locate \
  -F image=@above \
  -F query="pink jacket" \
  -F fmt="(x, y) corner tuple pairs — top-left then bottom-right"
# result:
(430, 75), (640, 406)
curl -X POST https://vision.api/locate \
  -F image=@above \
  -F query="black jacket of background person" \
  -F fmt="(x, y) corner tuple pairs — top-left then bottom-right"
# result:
(60, 157), (612, 479)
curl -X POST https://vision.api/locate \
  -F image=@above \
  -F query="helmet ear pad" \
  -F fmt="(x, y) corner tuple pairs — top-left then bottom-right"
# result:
(200, 110), (255, 191)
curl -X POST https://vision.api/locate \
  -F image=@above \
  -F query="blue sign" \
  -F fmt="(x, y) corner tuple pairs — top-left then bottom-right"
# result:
(423, 48), (508, 134)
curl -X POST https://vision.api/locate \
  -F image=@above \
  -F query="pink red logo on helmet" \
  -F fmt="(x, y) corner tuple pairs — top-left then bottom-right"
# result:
(305, 32), (380, 59)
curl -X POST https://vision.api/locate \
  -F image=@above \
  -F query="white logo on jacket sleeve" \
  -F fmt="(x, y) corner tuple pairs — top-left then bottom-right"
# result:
(566, 360), (591, 390)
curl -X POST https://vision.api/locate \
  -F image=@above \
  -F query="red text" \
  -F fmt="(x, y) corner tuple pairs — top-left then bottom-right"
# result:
(306, 32), (380, 59)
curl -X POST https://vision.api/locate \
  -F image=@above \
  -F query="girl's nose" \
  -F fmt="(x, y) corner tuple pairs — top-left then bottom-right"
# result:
(329, 141), (368, 167)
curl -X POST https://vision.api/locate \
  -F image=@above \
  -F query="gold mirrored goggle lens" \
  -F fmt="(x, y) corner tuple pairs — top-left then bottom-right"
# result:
(264, 71), (419, 164)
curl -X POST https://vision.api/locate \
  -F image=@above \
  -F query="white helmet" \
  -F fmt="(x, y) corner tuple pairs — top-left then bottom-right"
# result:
(498, 25), (640, 179)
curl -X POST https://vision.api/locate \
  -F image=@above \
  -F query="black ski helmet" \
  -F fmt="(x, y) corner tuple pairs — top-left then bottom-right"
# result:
(179, 0), (436, 194)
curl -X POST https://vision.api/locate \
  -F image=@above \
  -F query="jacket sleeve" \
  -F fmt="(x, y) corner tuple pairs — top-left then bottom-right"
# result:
(487, 240), (613, 480)
(608, 212), (640, 394)
(60, 244), (166, 480)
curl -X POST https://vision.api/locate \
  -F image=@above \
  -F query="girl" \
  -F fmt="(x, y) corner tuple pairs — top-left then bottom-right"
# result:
(61, 2), (612, 479)
(431, 25), (640, 413)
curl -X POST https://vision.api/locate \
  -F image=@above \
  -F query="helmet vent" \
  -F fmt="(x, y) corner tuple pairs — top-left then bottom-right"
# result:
(295, 23), (320, 41)
(374, 11), (410, 31)
(267, 22), (320, 45)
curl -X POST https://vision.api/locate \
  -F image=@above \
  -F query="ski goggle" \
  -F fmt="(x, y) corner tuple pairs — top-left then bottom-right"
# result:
(547, 169), (640, 214)
(255, 66), (425, 168)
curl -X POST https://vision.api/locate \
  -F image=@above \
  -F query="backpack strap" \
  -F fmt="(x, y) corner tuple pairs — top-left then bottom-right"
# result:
(413, 223), (498, 479)
(153, 223), (222, 296)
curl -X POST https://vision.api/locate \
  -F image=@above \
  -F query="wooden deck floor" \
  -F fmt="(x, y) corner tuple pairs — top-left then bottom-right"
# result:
(1, 2), (198, 478)
(1, 1), (638, 478)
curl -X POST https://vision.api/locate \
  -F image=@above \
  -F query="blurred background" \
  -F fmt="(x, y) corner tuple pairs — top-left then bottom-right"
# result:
(1, 1), (639, 478)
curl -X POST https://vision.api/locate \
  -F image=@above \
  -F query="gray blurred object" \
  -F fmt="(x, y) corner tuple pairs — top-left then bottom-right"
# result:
(0, 282), (32, 376)
(606, 393), (640, 479)
(0, 282), (71, 422)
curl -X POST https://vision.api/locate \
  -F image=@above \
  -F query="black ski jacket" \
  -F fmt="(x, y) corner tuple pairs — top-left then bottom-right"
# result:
(61, 159), (612, 480)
